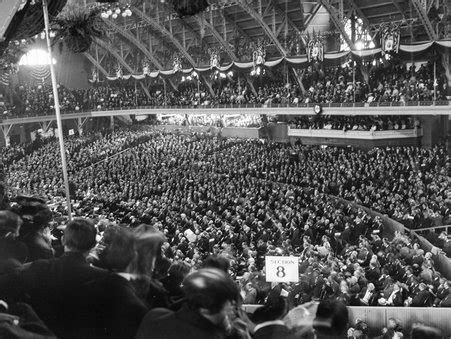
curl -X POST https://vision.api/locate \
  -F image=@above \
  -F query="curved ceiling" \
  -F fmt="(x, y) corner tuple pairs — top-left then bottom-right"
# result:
(85, 0), (449, 75)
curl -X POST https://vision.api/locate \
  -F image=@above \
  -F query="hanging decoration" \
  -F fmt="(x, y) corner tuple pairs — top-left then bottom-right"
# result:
(306, 32), (324, 62)
(115, 64), (123, 79)
(380, 23), (400, 55)
(99, 3), (132, 19)
(51, 4), (109, 54)
(173, 54), (183, 72)
(92, 68), (99, 82)
(252, 40), (266, 68)
(142, 59), (151, 75)
(208, 47), (221, 69)
(102, 40), (451, 81)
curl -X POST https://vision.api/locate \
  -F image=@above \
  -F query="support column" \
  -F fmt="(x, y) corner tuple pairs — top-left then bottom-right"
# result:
(19, 125), (26, 144)
(39, 120), (54, 134)
(1, 125), (12, 147)
(110, 116), (115, 130)
(442, 52), (450, 94)
(77, 117), (89, 136)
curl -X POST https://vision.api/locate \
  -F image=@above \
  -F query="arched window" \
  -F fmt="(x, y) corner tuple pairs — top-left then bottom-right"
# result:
(340, 17), (375, 51)
(19, 49), (56, 66)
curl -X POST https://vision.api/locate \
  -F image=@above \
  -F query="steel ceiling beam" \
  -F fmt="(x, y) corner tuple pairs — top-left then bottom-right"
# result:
(304, 3), (322, 29)
(131, 6), (197, 66)
(83, 52), (110, 78)
(391, 0), (407, 20)
(105, 19), (165, 70)
(319, 0), (354, 48)
(93, 38), (135, 74)
(192, 12), (258, 96)
(411, 0), (438, 40)
(271, 0), (304, 36)
(222, 10), (252, 41)
(193, 15), (237, 61)
(346, 0), (371, 29)
(238, 0), (287, 56)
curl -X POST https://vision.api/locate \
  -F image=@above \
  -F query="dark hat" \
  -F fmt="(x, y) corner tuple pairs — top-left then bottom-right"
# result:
(252, 296), (287, 324)
(11, 195), (52, 231)
(0, 210), (21, 236)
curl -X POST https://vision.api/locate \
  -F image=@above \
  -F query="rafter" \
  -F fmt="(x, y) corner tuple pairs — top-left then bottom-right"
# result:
(83, 52), (110, 78)
(131, 7), (216, 96)
(319, 0), (354, 48)
(193, 15), (236, 61)
(346, 0), (371, 29)
(238, 0), (287, 56)
(391, 0), (407, 20)
(93, 38), (135, 74)
(222, 10), (252, 41)
(411, 0), (438, 40)
(192, 13), (258, 96)
(131, 6), (197, 66)
(304, 4), (322, 29)
(105, 20), (165, 70)
(271, 1), (303, 35)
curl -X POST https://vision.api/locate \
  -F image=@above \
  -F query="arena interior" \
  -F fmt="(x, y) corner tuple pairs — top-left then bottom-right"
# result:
(0, 0), (450, 338)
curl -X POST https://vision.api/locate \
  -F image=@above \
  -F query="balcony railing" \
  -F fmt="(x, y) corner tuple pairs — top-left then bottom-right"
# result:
(2, 100), (450, 120)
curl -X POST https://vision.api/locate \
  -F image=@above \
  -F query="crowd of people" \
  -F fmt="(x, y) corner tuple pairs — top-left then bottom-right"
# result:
(1, 128), (451, 338)
(287, 115), (418, 131)
(1, 58), (448, 120)
(0, 126), (450, 338)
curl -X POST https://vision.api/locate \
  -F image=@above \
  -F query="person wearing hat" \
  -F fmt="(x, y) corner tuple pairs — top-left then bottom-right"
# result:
(252, 296), (296, 339)
(0, 210), (28, 274)
(72, 226), (149, 339)
(410, 282), (433, 307)
(0, 218), (108, 338)
(12, 195), (54, 262)
(312, 299), (349, 338)
(136, 268), (245, 339)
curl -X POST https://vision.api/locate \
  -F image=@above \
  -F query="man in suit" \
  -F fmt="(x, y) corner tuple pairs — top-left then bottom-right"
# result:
(252, 296), (296, 339)
(73, 226), (148, 339)
(411, 283), (433, 307)
(136, 268), (243, 339)
(0, 210), (28, 274)
(0, 218), (107, 338)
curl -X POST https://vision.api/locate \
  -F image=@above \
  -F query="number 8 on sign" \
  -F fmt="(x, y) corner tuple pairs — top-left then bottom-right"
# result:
(276, 266), (286, 278)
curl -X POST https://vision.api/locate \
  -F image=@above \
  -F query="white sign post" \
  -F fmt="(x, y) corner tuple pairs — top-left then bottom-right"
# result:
(265, 256), (299, 283)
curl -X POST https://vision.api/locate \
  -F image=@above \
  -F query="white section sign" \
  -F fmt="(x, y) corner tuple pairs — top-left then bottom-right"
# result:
(265, 256), (299, 283)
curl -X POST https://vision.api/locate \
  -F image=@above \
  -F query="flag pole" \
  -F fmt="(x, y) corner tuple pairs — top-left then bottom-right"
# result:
(42, 0), (72, 220)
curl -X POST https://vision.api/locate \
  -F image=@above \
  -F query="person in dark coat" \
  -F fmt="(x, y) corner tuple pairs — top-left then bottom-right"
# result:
(312, 299), (349, 338)
(252, 296), (296, 339)
(73, 226), (148, 339)
(411, 283), (433, 307)
(12, 196), (54, 262)
(433, 280), (449, 306)
(0, 211), (28, 274)
(136, 268), (245, 339)
(0, 218), (107, 339)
